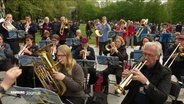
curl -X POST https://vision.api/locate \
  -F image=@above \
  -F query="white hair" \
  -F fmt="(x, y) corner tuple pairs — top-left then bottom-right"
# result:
(143, 42), (163, 55)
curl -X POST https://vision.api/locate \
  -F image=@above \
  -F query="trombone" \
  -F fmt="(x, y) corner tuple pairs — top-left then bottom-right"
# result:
(164, 43), (180, 68)
(135, 19), (148, 37)
(115, 60), (147, 94)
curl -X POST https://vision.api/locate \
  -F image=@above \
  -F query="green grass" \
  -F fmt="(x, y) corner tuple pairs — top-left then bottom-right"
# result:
(35, 24), (96, 45)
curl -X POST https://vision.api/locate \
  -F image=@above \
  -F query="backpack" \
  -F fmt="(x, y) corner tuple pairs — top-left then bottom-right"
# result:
(86, 92), (108, 104)
(93, 75), (103, 92)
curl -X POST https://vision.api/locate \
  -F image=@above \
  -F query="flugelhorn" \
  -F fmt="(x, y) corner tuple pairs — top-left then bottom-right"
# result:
(18, 44), (28, 56)
(2, 18), (17, 31)
(115, 60), (147, 94)
(82, 47), (87, 59)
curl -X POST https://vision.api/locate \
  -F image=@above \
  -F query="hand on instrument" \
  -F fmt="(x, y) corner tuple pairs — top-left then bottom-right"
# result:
(131, 69), (148, 84)
(53, 72), (65, 81)
(122, 69), (131, 78)
(0, 67), (22, 91)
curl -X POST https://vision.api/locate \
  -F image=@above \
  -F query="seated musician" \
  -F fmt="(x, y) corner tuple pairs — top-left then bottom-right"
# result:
(71, 29), (82, 52)
(50, 34), (61, 60)
(0, 34), (14, 71)
(121, 42), (171, 104)
(41, 30), (51, 40)
(17, 34), (40, 88)
(163, 35), (184, 82)
(73, 38), (97, 93)
(139, 36), (152, 50)
(53, 45), (86, 104)
(102, 36), (128, 94)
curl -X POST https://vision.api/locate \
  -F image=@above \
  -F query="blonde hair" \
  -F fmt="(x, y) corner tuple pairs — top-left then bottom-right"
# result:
(57, 45), (76, 75)
(115, 36), (125, 46)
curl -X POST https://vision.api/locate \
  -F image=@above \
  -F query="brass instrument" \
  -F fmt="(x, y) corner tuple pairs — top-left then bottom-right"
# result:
(33, 44), (66, 96)
(95, 23), (106, 37)
(82, 47), (87, 59)
(18, 44), (28, 56)
(135, 19), (148, 37)
(115, 60), (147, 94)
(2, 18), (17, 31)
(59, 19), (69, 35)
(164, 43), (180, 68)
(25, 22), (30, 34)
(105, 42), (115, 51)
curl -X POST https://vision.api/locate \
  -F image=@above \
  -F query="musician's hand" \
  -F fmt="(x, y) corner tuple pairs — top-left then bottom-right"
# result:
(24, 48), (32, 55)
(53, 72), (65, 81)
(131, 69), (148, 84)
(122, 69), (130, 78)
(0, 67), (22, 91)
(80, 50), (84, 56)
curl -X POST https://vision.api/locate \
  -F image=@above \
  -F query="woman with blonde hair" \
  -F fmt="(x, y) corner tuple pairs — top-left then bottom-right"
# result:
(53, 45), (86, 104)
(102, 36), (128, 94)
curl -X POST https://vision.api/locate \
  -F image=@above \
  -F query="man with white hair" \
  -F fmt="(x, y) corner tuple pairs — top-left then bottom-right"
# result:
(121, 42), (171, 104)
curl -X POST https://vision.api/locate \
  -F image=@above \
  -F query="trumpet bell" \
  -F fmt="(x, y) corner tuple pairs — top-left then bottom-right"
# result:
(95, 30), (103, 37)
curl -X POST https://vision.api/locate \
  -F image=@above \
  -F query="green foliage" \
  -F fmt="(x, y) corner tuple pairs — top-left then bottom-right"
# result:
(4, 0), (184, 23)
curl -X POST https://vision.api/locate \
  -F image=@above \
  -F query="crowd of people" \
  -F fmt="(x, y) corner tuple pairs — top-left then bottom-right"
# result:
(0, 13), (183, 104)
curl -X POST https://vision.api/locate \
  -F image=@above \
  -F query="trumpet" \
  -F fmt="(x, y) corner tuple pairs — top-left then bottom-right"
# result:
(95, 23), (106, 37)
(59, 19), (69, 35)
(115, 60), (147, 94)
(105, 42), (115, 51)
(18, 44), (28, 56)
(82, 47), (87, 59)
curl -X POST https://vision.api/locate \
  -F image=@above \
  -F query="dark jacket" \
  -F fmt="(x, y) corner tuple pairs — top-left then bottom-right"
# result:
(73, 45), (95, 60)
(103, 45), (128, 67)
(122, 61), (172, 104)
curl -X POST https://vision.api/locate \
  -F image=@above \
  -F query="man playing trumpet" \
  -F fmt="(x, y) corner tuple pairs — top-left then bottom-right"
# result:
(121, 42), (171, 104)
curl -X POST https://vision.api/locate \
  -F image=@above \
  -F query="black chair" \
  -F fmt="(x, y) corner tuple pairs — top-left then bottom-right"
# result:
(168, 81), (182, 104)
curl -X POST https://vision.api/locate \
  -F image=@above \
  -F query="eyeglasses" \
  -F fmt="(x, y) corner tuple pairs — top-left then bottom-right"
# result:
(143, 52), (157, 57)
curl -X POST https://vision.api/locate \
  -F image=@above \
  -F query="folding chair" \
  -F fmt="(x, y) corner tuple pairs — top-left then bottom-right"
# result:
(168, 81), (182, 104)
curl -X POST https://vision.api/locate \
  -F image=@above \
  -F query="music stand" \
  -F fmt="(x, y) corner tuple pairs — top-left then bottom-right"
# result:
(13, 85), (64, 104)
(66, 38), (81, 47)
(8, 30), (18, 39)
(17, 30), (25, 39)
(18, 55), (42, 66)
(76, 59), (96, 92)
(159, 33), (171, 43)
(97, 56), (119, 66)
(39, 40), (52, 48)
(133, 50), (143, 62)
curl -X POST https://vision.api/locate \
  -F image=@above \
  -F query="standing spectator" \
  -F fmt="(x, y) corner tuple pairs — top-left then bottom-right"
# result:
(127, 21), (136, 48)
(69, 21), (79, 38)
(86, 20), (92, 39)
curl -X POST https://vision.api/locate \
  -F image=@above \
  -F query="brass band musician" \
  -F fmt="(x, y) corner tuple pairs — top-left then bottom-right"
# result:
(102, 36), (128, 94)
(122, 42), (171, 104)
(53, 45), (86, 104)
(73, 38), (97, 93)
(135, 19), (151, 45)
(163, 35), (184, 81)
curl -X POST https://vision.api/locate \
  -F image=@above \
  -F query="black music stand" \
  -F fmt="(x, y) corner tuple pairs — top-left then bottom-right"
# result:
(66, 38), (81, 47)
(13, 85), (64, 104)
(39, 40), (52, 48)
(76, 59), (96, 92)
(97, 56), (119, 66)
(18, 55), (42, 66)
(159, 33), (171, 43)
(97, 56), (120, 96)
